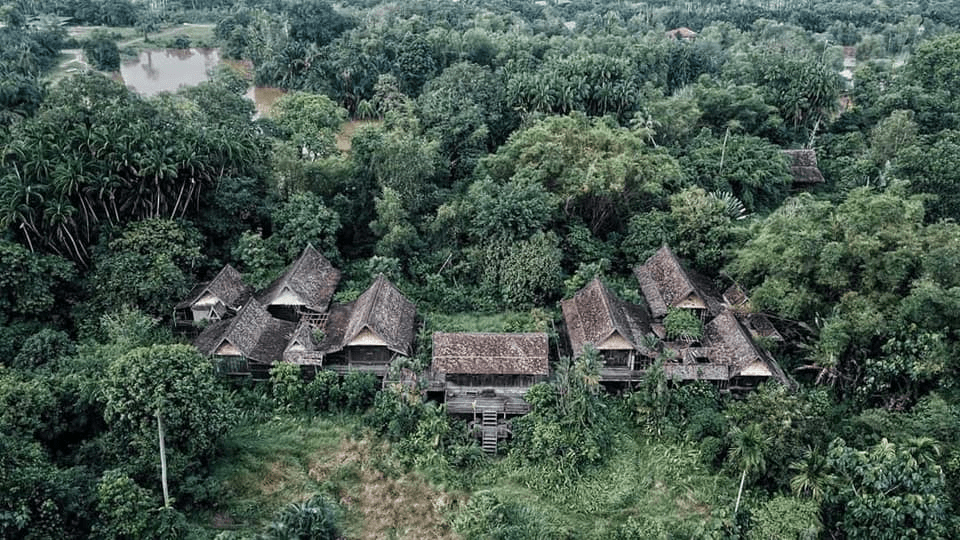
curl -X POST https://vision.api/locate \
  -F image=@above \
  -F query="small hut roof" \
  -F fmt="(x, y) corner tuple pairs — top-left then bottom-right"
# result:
(176, 264), (251, 310)
(432, 332), (549, 375)
(194, 299), (296, 363)
(561, 277), (653, 358)
(258, 245), (341, 313)
(318, 275), (417, 356)
(704, 311), (790, 385)
(634, 246), (722, 318)
(783, 149), (825, 184)
(666, 27), (697, 39)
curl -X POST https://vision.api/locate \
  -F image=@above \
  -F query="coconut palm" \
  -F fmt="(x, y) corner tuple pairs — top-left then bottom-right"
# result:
(729, 422), (772, 513)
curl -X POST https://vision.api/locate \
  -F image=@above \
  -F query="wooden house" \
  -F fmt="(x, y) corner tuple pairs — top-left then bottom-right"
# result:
(662, 311), (791, 391)
(432, 332), (549, 416)
(257, 244), (341, 323)
(634, 245), (722, 321)
(432, 332), (549, 453)
(293, 274), (417, 377)
(561, 277), (657, 382)
(194, 298), (296, 380)
(174, 264), (251, 325)
(783, 149), (825, 185)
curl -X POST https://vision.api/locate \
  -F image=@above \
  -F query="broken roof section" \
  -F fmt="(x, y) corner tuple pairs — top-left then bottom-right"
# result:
(704, 311), (791, 386)
(175, 264), (252, 311)
(561, 277), (654, 358)
(258, 244), (341, 314)
(316, 274), (417, 357)
(194, 298), (296, 364)
(634, 246), (722, 318)
(432, 332), (549, 375)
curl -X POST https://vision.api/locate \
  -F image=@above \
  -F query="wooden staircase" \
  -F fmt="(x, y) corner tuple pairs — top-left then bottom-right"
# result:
(481, 409), (499, 454)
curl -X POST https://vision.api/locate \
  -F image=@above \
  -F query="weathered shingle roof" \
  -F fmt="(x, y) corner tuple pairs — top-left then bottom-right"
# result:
(783, 149), (825, 184)
(176, 264), (251, 310)
(561, 277), (653, 358)
(317, 275), (417, 356)
(258, 245), (341, 313)
(432, 332), (549, 375)
(703, 310), (789, 385)
(666, 27), (697, 39)
(634, 246), (722, 318)
(194, 299), (296, 364)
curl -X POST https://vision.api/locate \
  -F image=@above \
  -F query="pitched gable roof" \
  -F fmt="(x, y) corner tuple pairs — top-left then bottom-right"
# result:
(783, 149), (825, 184)
(704, 310), (790, 385)
(258, 244), (341, 313)
(319, 275), (417, 356)
(634, 245), (722, 318)
(432, 332), (549, 375)
(194, 299), (296, 363)
(176, 264), (251, 310)
(561, 277), (653, 358)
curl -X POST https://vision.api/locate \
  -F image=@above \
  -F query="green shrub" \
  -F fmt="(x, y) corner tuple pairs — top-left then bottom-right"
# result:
(262, 494), (341, 540)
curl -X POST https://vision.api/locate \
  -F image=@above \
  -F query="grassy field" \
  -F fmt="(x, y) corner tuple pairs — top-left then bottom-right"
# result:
(197, 415), (464, 539)
(197, 413), (735, 539)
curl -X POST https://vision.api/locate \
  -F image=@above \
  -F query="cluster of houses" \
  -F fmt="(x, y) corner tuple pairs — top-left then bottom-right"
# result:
(178, 244), (791, 452)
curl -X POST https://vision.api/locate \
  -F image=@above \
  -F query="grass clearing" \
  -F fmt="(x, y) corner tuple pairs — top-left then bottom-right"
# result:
(198, 414), (463, 538)
(458, 434), (734, 537)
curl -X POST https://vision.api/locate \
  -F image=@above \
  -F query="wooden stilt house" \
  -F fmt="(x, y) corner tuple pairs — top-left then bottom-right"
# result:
(561, 277), (657, 383)
(193, 298), (296, 379)
(432, 332), (550, 453)
(174, 264), (252, 326)
(634, 245), (723, 326)
(292, 274), (417, 378)
(257, 244), (341, 323)
(661, 311), (791, 391)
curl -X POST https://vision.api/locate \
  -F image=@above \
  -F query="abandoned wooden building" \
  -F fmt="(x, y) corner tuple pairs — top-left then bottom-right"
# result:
(634, 245), (723, 322)
(257, 244), (341, 323)
(174, 264), (252, 327)
(560, 277), (657, 384)
(284, 274), (417, 378)
(431, 332), (550, 453)
(783, 148), (825, 185)
(662, 310), (791, 391)
(193, 298), (297, 380)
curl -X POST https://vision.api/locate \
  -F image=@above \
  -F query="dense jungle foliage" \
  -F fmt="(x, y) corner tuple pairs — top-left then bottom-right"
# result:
(5, 0), (960, 538)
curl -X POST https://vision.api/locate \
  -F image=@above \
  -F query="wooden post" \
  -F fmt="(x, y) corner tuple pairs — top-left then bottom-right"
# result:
(156, 409), (170, 508)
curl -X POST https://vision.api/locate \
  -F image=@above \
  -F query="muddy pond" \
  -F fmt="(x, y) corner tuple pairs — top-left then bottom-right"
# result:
(119, 48), (283, 116)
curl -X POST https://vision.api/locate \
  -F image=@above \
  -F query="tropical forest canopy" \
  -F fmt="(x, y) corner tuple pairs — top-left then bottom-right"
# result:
(4, 0), (960, 538)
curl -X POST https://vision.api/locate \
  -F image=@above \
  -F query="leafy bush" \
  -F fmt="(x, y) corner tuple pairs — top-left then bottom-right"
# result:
(83, 31), (120, 71)
(261, 494), (341, 540)
(664, 308), (704, 341)
(270, 363), (306, 412)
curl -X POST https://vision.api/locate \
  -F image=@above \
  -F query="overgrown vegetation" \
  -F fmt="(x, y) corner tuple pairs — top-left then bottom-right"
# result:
(5, 0), (960, 538)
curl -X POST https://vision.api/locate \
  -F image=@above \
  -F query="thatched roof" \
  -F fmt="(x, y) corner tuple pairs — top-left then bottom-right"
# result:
(283, 321), (321, 364)
(432, 332), (549, 375)
(194, 299), (296, 364)
(783, 149), (825, 184)
(634, 246), (722, 318)
(175, 264), (251, 310)
(561, 277), (654, 358)
(258, 245), (341, 313)
(317, 274), (417, 356)
(666, 27), (697, 39)
(703, 311), (790, 385)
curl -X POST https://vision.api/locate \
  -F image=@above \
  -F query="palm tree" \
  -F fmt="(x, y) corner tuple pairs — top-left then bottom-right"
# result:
(789, 446), (834, 502)
(728, 423), (771, 513)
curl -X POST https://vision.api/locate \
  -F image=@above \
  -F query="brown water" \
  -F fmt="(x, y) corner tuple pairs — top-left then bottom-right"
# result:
(119, 48), (284, 115)
(120, 48), (221, 96)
